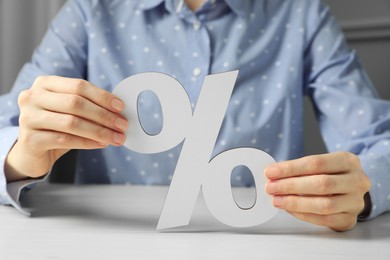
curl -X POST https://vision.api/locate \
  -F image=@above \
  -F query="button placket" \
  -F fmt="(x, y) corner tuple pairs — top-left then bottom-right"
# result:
(193, 20), (201, 30)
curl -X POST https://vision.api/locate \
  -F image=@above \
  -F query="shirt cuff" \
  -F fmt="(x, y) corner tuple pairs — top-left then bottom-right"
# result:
(0, 126), (48, 215)
(5, 178), (47, 216)
(358, 152), (390, 220)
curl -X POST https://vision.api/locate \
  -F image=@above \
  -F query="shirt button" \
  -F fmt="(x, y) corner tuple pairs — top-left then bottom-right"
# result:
(193, 20), (201, 30)
(193, 67), (201, 76)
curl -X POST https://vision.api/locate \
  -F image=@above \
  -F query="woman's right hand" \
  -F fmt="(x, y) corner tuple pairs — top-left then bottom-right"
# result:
(5, 76), (128, 182)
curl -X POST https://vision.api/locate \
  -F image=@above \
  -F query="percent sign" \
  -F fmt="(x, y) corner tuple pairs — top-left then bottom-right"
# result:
(113, 71), (278, 230)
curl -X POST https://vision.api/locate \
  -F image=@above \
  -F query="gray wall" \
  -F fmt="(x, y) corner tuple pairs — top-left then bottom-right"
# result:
(1, 0), (389, 155)
(305, 0), (390, 155)
(0, 0), (65, 95)
(326, 0), (390, 99)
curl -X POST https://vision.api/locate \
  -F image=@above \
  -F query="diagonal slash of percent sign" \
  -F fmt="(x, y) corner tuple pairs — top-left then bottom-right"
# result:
(113, 71), (278, 230)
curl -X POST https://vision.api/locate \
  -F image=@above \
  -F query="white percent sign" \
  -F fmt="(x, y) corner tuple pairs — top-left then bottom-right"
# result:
(113, 71), (278, 230)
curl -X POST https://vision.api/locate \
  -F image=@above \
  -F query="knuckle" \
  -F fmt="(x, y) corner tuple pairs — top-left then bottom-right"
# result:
(353, 170), (371, 193)
(18, 89), (32, 106)
(97, 89), (110, 103)
(285, 181), (296, 194)
(98, 107), (112, 121)
(65, 95), (83, 110)
(280, 162), (292, 175)
(345, 152), (360, 170)
(308, 156), (326, 173)
(348, 152), (360, 165)
(319, 198), (335, 214)
(316, 175), (335, 194)
(32, 75), (48, 87)
(96, 126), (111, 140)
(72, 79), (88, 95)
(55, 133), (72, 146)
(62, 115), (80, 130)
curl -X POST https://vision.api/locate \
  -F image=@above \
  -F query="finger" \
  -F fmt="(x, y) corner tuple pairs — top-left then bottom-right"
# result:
(30, 110), (126, 146)
(265, 173), (355, 195)
(287, 211), (357, 231)
(272, 194), (364, 215)
(264, 152), (357, 180)
(38, 91), (128, 132)
(23, 129), (107, 151)
(35, 76), (125, 113)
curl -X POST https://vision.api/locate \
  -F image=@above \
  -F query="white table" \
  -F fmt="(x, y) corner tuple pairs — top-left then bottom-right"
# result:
(1, 183), (389, 260)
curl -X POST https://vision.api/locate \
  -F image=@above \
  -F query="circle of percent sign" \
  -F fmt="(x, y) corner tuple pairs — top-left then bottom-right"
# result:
(113, 71), (278, 230)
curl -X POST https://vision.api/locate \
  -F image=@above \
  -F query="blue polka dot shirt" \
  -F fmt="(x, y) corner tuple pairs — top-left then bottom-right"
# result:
(1, 0), (389, 219)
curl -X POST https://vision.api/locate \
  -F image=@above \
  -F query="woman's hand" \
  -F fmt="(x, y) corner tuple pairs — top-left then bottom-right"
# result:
(5, 76), (128, 182)
(264, 152), (371, 231)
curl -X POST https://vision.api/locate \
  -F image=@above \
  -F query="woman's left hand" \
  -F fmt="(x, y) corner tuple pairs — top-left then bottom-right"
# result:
(264, 151), (371, 231)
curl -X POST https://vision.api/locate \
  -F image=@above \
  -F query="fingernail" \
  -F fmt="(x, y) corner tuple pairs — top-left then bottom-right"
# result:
(264, 165), (281, 179)
(273, 196), (284, 208)
(114, 118), (128, 131)
(111, 99), (124, 111)
(113, 132), (126, 145)
(265, 182), (278, 194)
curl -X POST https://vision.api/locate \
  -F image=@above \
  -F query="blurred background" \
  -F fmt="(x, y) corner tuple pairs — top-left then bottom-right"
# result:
(1, 0), (390, 156)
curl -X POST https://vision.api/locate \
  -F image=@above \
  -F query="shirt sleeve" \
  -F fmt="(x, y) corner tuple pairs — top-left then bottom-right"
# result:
(0, 127), (37, 215)
(0, 0), (89, 213)
(303, 1), (390, 219)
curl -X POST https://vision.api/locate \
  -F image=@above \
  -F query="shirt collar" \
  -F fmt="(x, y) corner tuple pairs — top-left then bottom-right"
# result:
(224, 0), (255, 18)
(134, 0), (255, 18)
(133, 0), (165, 10)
